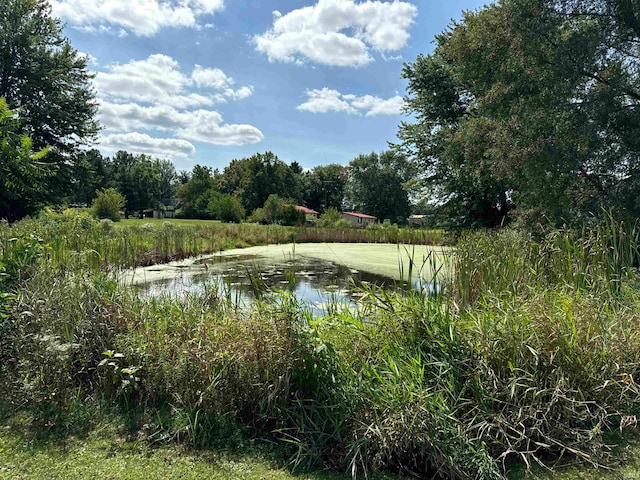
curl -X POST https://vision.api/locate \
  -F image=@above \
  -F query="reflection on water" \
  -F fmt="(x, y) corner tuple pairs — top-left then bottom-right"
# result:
(137, 255), (408, 314)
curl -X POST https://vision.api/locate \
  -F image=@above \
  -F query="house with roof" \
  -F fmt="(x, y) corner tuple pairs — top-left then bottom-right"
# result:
(295, 205), (319, 218)
(340, 211), (376, 228)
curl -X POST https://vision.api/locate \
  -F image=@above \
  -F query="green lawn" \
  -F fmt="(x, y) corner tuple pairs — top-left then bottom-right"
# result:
(116, 218), (222, 227)
(4, 425), (640, 480)
(0, 427), (396, 480)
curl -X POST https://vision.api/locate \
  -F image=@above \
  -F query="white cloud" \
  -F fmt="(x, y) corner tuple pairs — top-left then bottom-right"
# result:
(297, 88), (355, 114)
(177, 111), (264, 146)
(255, 0), (417, 67)
(95, 55), (253, 107)
(50, 0), (224, 36)
(93, 55), (263, 156)
(350, 94), (405, 116)
(297, 88), (404, 116)
(99, 103), (264, 146)
(100, 133), (196, 159)
(95, 54), (195, 106)
(192, 65), (233, 89)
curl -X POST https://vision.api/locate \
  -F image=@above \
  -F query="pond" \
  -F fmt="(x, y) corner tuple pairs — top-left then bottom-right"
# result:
(130, 243), (450, 314)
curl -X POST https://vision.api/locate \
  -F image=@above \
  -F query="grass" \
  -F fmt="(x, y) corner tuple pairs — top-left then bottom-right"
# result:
(116, 218), (222, 227)
(0, 425), (397, 480)
(1, 211), (640, 479)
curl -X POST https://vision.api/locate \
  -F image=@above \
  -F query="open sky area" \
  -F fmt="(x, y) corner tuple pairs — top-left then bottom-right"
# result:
(53, 0), (488, 171)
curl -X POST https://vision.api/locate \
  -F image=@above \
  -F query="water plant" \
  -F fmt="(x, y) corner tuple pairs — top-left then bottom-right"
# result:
(1, 212), (640, 479)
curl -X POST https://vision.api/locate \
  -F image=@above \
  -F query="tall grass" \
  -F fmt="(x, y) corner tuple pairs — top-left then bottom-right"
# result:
(0, 212), (447, 275)
(1, 212), (640, 479)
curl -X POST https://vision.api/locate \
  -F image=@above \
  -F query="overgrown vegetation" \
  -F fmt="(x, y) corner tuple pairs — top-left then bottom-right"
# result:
(1, 212), (639, 479)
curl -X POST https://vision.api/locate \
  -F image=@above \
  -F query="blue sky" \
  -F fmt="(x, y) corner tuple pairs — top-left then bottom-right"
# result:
(51, 0), (488, 172)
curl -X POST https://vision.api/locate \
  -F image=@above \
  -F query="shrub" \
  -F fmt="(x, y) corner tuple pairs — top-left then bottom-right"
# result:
(208, 194), (245, 223)
(91, 188), (125, 221)
(316, 208), (350, 229)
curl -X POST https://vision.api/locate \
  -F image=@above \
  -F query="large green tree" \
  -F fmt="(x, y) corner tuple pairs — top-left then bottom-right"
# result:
(176, 165), (218, 219)
(398, 0), (640, 228)
(0, 0), (99, 216)
(69, 149), (108, 205)
(221, 152), (302, 213)
(108, 151), (172, 217)
(304, 164), (347, 213)
(345, 151), (415, 225)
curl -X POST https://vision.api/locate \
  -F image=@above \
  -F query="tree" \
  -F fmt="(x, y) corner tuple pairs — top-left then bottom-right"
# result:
(221, 152), (302, 213)
(69, 149), (107, 205)
(91, 188), (125, 222)
(0, 97), (52, 221)
(176, 165), (217, 219)
(398, 0), (640, 228)
(345, 151), (414, 225)
(304, 164), (347, 213)
(0, 0), (99, 214)
(154, 158), (177, 201)
(259, 194), (305, 226)
(108, 151), (170, 217)
(208, 194), (245, 223)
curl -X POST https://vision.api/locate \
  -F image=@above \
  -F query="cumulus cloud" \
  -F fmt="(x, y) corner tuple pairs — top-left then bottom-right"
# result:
(255, 0), (417, 67)
(99, 103), (264, 146)
(297, 88), (404, 116)
(50, 0), (224, 36)
(93, 55), (263, 157)
(95, 55), (253, 107)
(100, 133), (196, 159)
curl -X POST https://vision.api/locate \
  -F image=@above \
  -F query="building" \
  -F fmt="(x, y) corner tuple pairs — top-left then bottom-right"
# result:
(341, 211), (376, 227)
(295, 205), (319, 217)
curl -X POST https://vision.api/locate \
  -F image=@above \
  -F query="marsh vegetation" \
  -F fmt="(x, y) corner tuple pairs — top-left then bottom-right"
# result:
(1, 212), (639, 479)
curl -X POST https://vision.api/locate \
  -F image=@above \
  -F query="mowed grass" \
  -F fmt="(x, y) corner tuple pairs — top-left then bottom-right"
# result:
(0, 427), (398, 480)
(116, 218), (222, 227)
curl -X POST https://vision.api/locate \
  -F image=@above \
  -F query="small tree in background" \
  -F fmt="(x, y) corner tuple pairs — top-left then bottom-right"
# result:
(91, 188), (126, 222)
(209, 194), (245, 223)
(316, 208), (350, 229)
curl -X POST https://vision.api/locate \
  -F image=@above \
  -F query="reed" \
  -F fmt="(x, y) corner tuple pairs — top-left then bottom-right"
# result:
(2, 212), (640, 479)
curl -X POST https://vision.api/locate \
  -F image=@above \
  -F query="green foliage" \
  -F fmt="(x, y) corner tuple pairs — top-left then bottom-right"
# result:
(176, 164), (218, 219)
(0, 97), (53, 221)
(0, 0), (98, 213)
(303, 164), (347, 213)
(221, 152), (303, 213)
(108, 151), (174, 217)
(208, 194), (245, 223)
(10, 214), (640, 477)
(91, 188), (125, 222)
(398, 0), (640, 228)
(345, 151), (414, 225)
(316, 208), (350, 229)
(260, 194), (305, 226)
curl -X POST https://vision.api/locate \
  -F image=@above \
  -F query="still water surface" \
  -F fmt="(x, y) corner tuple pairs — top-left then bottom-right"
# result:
(137, 254), (405, 314)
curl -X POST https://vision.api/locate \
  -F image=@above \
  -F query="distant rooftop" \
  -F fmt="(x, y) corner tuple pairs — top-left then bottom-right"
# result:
(342, 211), (376, 219)
(295, 205), (319, 215)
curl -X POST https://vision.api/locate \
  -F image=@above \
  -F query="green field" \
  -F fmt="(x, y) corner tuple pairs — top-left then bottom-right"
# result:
(116, 218), (222, 227)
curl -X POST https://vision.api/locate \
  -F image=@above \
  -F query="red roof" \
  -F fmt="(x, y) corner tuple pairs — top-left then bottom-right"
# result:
(295, 205), (319, 215)
(342, 211), (376, 219)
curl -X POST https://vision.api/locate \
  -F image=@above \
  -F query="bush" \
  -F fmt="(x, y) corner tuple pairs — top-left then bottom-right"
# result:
(91, 188), (125, 221)
(316, 208), (350, 229)
(208, 194), (245, 223)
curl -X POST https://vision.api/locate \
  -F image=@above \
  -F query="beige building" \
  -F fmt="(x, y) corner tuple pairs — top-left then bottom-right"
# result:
(341, 211), (376, 227)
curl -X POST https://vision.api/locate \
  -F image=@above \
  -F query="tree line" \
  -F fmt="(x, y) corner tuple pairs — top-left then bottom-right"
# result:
(71, 148), (415, 225)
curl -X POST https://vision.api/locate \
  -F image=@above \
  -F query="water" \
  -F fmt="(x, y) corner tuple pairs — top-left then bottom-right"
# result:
(136, 254), (406, 314)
